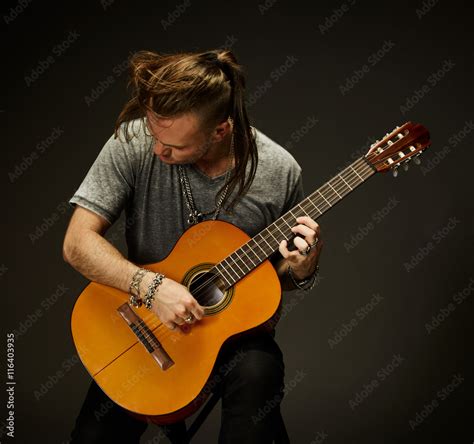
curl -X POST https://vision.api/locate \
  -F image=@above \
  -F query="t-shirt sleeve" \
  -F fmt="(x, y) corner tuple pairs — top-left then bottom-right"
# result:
(69, 132), (137, 225)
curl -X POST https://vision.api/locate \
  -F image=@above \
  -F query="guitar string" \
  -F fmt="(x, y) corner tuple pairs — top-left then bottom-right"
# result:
(138, 156), (376, 345)
(182, 156), (375, 301)
(136, 154), (380, 343)
(212, 158), (376, 290)
(143, 157), (375, 344)
(136, 155), (376, 343)
(143, 144), (409, 346)
(216, 143), (418, 294)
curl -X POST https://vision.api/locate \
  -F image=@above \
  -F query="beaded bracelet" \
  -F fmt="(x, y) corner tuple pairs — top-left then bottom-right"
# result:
(144, 272), (166, 310)
(129, 268), (149, 307)
(287, 264), (320, 292)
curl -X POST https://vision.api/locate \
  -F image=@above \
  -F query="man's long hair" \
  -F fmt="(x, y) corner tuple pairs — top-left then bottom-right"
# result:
(114, 49), (258, 213)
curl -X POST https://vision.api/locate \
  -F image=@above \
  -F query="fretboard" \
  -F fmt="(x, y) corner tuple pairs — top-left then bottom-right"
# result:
(213, 156), (376, 289)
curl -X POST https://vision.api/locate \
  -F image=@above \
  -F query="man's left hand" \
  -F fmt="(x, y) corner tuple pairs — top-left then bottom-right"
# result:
(278, 216), (324, 280)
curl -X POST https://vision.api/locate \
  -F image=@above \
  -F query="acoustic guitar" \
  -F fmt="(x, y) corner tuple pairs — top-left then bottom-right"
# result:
(71, 121), (431, 424)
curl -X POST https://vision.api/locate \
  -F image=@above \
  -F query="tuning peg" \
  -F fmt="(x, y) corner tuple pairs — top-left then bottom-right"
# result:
(392, 166), (399, 177)
(413, 155), (421, 165)
(403, 160), (410, 171)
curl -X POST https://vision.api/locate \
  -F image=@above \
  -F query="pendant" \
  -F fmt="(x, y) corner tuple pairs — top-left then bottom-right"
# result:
(187, 210), (203, 225)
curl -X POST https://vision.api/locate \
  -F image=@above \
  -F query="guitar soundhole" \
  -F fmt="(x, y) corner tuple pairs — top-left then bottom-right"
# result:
(189, 271), (225, 307)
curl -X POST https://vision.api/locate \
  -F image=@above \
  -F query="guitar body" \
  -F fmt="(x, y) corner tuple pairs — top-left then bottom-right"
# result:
(71, 219), (282, 424)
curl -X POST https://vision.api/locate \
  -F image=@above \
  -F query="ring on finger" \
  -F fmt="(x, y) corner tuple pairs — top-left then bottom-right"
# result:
(300, 247), (310, 256)
(299, 237), (319, 256)
(184, 313), (194, 323)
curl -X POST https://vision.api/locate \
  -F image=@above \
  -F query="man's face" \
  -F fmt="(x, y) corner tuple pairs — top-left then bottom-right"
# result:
(145, 111), (213, 165)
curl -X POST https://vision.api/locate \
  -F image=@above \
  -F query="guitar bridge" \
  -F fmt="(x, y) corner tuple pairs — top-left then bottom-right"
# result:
(117, 303), (174, 371)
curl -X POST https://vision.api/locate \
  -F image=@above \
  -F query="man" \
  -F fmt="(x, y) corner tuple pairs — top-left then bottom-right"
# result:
(64, 48), (323, 443)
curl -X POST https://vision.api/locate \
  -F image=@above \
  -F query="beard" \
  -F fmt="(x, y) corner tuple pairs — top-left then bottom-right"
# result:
(182, 138), (214, 164)
(157, 133), (221, 166)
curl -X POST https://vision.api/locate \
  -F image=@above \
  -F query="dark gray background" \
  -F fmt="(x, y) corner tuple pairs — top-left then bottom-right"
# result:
(2, 0), (473, 443)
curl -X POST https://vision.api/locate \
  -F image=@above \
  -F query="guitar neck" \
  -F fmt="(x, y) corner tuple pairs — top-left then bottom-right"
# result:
(214, 156), (377, 289)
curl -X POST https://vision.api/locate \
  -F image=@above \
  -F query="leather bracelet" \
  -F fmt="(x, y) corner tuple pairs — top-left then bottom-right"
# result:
(129, 268), (149, 307)
(144, 272), (165, 310)
(287, 264), (320, 292)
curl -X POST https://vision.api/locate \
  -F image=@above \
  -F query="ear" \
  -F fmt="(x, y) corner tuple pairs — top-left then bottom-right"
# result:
(210, 118), (232, 143)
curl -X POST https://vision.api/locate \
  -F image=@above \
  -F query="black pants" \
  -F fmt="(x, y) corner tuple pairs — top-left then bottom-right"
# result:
(70, 328), (286, 443)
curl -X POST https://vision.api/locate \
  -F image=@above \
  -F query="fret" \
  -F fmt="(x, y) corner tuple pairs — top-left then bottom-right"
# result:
(229, 253), (248, 275)
(242, 243), (260, 264)
(221, 258), (240, 281)
(234, 250), (251, 272)
(329, 178), (347, 199)
(249, 237), (267, 258)
(301, 201), (312, 216)
(307, 198), (323, 215)
(333, 172), (350, 194)
(257, 232), (273, 251)
(288, 209), (298, 220)
(220, 272), (232, 287)
(280, 215), (293, 230)
(238, 252), (252, 271)
(231, 252), (250, 276)
(296, 203), (310, 218)
(273, 220), (287, 238)
(215, 263), (232, 287)
(317, 190), (331, 207)
(240, 245), (256, 267)
(339, 174), (352, 190)
(328, 182), (342, 199)
(265, 227), (280, 244)
(350, 165), (363, 181)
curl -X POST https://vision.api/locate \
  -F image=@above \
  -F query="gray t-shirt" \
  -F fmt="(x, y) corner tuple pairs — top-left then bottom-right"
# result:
(69, 119), (304, 266)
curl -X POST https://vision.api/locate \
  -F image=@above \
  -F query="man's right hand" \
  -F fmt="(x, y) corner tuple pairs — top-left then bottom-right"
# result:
(63, 207), (205, 331)
(141, 274), (205, 330)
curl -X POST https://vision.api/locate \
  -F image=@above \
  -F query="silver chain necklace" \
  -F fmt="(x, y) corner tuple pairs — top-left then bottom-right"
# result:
(178, 129), (235, 226)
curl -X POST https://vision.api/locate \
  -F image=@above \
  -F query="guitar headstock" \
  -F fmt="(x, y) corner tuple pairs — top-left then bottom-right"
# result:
(365, 122), (431, 176)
